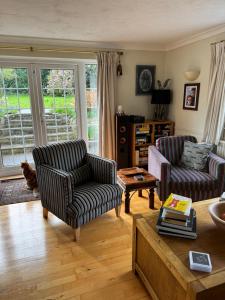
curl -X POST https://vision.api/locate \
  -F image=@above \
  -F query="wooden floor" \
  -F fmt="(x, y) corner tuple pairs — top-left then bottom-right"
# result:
(0, 191), (161, 300)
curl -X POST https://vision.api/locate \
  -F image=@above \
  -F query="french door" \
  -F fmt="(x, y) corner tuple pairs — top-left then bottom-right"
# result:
(0, 61), (97, 177)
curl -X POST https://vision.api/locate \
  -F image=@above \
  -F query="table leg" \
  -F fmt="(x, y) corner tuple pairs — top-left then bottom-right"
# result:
(125, 191), (130, 214)
(149, 188), (154, 209)
(138, 190), (143, 197)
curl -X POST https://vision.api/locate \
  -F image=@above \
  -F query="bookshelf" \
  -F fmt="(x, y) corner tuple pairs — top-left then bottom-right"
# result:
(131, 120), (175, 167)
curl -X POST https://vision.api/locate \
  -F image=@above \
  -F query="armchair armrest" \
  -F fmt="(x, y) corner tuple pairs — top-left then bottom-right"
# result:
(148, 146), (171, 182)
(36, 165), (73, 221)
(86, 153), (117, 184)
(209, 153), (225, 193)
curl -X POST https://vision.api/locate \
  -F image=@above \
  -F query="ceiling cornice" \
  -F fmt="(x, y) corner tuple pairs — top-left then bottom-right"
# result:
(0, 24), (225, 53)
(165, 24), (225, 51)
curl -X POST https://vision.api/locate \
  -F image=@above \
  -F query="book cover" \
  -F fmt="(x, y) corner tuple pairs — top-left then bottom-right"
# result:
(159, 208), (196, 232)
(158, 229), (197, 240)
(163, 193), (192, 216)
(156, 213), (197, 237)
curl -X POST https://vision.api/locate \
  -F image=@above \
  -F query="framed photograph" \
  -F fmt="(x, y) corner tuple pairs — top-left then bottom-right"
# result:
(136, 65), (155, 95)
(183, 83), (200, 111)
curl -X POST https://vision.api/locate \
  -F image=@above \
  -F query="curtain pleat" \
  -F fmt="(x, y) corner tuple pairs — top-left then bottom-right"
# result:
(97, 52), (117, 159)
(203, 41), (225, 145)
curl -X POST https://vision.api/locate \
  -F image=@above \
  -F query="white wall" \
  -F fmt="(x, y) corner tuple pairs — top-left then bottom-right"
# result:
(117, 50), (165, 119)
(165, 32), (225, 141)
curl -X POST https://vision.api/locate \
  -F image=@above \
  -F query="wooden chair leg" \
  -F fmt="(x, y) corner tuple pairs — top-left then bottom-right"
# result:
(115, 204), (121, 217)
(73, 228), (80, 242)
(43, 207), (48, 219)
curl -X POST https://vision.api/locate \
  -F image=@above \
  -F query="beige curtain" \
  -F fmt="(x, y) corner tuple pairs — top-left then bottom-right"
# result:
(203, 41), (225, 144)
(97, 52), (117, 159)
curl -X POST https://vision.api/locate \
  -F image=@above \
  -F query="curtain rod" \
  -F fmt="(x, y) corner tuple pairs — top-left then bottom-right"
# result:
(210, 39), (225, 45)
(0, 45), (123, 55)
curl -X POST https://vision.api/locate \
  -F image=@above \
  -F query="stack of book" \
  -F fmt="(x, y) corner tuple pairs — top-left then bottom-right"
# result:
(156, 193), (197, 239)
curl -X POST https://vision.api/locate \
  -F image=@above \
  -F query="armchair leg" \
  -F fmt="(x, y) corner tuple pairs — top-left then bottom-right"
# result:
(73, 228), (80, 242)
(115, 205), (121, 217)
(43, 207), (48, 219)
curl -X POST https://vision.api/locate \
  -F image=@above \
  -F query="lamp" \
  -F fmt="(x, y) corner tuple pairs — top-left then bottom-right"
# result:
(184, 70), (200, 81)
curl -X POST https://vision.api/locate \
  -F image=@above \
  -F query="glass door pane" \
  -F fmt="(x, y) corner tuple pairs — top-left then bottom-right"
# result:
(39, 68), (78, 144)
(0, 67), (35, 167)
(85, 64), (98, 154)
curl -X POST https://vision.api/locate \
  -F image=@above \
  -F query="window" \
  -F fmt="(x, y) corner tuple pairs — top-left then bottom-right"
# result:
(85, 64), (98, 154)
(0, 60), (98, 175)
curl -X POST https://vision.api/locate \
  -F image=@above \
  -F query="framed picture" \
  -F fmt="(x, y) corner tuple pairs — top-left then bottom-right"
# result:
(136, 65), (155, 95)
(183, 83), (200, 111)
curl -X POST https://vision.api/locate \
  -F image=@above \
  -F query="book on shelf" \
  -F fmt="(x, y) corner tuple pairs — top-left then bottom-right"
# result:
(163, 193), (192, 216)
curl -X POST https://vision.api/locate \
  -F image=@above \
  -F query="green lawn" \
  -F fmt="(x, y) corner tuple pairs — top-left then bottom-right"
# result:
(0, 94), (97, 120)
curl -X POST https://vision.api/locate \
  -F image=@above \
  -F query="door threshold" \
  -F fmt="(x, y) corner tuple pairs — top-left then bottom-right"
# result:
(0, 175), (24, 182)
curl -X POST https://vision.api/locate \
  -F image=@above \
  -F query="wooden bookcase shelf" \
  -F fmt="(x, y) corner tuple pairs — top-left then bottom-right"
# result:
(131, 120), (175, 167)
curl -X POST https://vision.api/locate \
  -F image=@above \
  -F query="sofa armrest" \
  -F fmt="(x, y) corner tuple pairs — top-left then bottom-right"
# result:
(37, 165), (73, 221)
(148, 146), (171, 182)
(209, 153), (225, 193)
(86, 153), (117, 184)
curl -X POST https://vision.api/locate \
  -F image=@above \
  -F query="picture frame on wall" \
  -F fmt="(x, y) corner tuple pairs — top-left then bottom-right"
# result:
(136, 65), (155, 95)
(183, 83), (200, 111)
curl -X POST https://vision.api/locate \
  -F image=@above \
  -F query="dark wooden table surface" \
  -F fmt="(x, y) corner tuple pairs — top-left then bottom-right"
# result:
(117, 167), (157, 213)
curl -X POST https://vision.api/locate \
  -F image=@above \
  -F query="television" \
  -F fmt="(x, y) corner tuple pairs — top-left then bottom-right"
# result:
(151, 89), (171, 104)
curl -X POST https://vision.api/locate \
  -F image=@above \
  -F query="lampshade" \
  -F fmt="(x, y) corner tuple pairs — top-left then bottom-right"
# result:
(184, 70), (200, 81)
(151, 89), (171, 104)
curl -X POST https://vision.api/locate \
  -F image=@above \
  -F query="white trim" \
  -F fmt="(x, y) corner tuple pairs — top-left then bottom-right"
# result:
(0, 24), (225, 52)
(165, 24), (225, 51)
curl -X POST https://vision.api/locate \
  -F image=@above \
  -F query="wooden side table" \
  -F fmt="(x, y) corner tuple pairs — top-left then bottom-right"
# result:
(117, 168), (157, 213)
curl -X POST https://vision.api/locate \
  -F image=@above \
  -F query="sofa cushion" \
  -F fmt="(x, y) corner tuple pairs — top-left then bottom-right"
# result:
(67, 182), (122, 217)
(170, 166), (218, 193)
(180, 141), (213, 171)
(69, 163), (92, 186)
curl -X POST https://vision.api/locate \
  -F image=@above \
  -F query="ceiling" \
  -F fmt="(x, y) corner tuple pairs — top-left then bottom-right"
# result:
(0, 0), (225, 50)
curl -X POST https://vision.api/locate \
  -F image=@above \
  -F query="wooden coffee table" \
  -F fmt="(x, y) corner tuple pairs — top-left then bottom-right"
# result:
(132, 198), (225, 300)
(117, 167), (157, 213)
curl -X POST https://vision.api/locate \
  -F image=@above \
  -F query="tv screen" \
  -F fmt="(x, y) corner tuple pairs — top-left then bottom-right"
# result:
(151, 89), (171, 104)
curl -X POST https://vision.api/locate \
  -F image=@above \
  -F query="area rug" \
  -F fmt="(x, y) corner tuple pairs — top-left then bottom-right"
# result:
(0, 178), (40, 206)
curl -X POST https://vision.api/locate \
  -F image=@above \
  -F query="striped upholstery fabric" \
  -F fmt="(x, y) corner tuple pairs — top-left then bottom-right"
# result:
(149, 135), (225, 202)
(33, 139), (87, 171)
(170, 167), (218, 201)
(156, 135), (197, 165)
(67, 182), (122, 227)
(32, 140), (122, 229)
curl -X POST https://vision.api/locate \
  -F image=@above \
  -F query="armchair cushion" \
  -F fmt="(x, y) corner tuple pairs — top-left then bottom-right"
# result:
(180, 141), (213, 171)
(170, 166), (218, 195)
(67, 182), (122, 217)
(70, 163), (92, 186)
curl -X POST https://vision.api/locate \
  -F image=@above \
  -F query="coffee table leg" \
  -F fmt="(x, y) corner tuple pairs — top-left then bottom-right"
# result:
(149, 188), (154, 209)
(138, 190), (142, 197)
(125, 191), (130, 214)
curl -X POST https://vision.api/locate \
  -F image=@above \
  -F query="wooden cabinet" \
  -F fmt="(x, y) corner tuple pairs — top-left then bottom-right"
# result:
(131, 120), (174, 167)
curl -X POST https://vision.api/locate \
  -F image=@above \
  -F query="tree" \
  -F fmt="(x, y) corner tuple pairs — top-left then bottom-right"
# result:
(46, 70), (74, 96)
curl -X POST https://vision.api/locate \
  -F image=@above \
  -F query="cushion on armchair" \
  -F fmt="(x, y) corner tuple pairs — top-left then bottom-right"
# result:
(67, 182), (122, 217)
(180, 141), (214, 171)
(70, 163), (92, 186)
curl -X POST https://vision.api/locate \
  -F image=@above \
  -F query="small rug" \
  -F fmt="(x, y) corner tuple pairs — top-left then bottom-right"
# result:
(0, 178), (40, 206)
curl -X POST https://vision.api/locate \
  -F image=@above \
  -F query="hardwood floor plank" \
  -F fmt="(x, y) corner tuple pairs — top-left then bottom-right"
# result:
(0, 190), (160, 299)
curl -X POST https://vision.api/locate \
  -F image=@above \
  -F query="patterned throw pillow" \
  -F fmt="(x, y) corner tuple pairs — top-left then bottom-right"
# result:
(180, 141), (214, 172)
(70, 163), (92, 186)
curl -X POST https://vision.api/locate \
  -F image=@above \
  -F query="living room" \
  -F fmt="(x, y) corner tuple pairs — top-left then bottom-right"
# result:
(0, 1), (225, 299)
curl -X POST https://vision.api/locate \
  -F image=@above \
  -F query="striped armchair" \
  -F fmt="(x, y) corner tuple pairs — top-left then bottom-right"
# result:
(148, 135), (225, 202)
(32, 140), (122, 241)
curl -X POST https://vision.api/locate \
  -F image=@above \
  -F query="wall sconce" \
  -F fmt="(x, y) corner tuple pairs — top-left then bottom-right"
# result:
(184, 70), (200, 81)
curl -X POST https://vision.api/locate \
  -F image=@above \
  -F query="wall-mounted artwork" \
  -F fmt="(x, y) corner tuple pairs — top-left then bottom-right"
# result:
(136, 65), (155, 95)
(183, 83), (200, 111)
